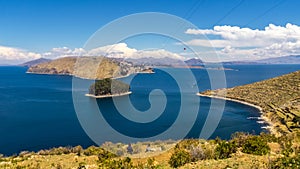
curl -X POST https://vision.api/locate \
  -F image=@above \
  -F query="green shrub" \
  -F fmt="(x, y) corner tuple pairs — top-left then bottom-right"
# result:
(259, 132), (278, 143)
(272, 155), (300, 169)
(99, 157), (134, 169)
(84, 146), (101, 156)
(178, 139), (200, 150)
(169, 148), (191, 168)
(231, 132), (251, 147)
(215, 141), (237, 159)
(190, 143), (215, 161)
(84, 146), (117, 159)
(242, 136), (270, 155)
(37, 146), (73, 155)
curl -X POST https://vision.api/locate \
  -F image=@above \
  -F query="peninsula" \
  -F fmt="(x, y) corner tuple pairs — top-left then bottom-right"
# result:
(199, 70), (300, 136)
(27, 56), (153, 80)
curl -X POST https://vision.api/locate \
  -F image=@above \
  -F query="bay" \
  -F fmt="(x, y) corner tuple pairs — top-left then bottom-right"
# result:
(0, 64), (299, 155)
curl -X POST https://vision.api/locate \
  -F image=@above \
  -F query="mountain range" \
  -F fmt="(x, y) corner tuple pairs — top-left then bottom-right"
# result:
(222, 55), (300, 65)
(19, 58), (51, 67)
(21, 55), (300, 75)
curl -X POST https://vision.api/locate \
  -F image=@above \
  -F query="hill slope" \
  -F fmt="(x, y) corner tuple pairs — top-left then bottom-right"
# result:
(201, 70), (300, 134)
(27, 56), (146, 79)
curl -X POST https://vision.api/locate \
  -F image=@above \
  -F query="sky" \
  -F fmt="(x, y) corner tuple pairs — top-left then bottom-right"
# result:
(1, 0), (300, 64)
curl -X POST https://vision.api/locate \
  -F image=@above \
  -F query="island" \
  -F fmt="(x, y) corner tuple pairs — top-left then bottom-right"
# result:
(85, 78), (131, 98)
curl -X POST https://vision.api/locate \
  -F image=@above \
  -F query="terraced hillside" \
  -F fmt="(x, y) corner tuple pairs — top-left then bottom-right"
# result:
(201, 70), (300, 134)
(27, 56), (146, 79)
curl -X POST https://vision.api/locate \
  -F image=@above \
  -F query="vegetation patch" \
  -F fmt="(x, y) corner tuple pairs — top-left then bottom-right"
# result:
(89, 78), (130, 96)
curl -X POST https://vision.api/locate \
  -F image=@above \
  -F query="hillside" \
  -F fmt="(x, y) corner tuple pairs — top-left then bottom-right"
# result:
(27, 56), (147, 79)
(200, 70), (300, 134)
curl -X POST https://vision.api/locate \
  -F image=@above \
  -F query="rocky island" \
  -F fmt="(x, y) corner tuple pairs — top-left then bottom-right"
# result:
(85, 78), (131, 98)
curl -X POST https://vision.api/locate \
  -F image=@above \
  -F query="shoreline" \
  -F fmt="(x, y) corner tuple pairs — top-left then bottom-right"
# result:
(197, 93), (278, 136)
(85, 91), (132, 98)
(27, 70), (155, 80)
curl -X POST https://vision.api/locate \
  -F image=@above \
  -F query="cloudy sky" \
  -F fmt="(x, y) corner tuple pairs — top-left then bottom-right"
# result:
(1, 0), (300, 64)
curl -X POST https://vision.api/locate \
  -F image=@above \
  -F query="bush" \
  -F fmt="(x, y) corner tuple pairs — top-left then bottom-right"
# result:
(231, 132), (251, 147)
(37, 146), (72, 155)
(215, 141), (237, 159)
(84, 146), (102, 156)
(178, 139), (200, 150)
(242, 136), (270, 155)
(99, 157), (134, 169)
(84, 146), (117, 159)
(259, 132), (278, 143)
(190, 143), (215, 161)
(272, 155), (300, 169)
(169, 148), (191, 168)
(72, 145), (83, 156)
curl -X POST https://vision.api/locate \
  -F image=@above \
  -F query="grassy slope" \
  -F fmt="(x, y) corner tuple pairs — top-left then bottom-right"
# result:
(201, 70), (300, 134)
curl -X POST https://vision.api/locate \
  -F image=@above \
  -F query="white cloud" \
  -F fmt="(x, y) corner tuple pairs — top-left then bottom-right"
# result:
(43, 47), (87, 59)
(185, 23), (300, 60)
(87, 43), (184, 60)
(0, 46), (41, 64)
(131, 49), (184, 60)
(87, 43), (137, 58)
(221, 46), (235, 54)
(0, 43), (185, 64)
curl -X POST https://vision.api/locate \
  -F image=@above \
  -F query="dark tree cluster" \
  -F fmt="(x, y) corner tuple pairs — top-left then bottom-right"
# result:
(89, 78), (130, 96)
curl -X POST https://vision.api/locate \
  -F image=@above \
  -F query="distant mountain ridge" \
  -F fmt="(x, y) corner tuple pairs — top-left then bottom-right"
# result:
(222, 55), (300, 65)
(19, 58), (51, 67)
(253, 55), (300, 64)
(23, 55), (300, 76)
(184, 58), (204, 65)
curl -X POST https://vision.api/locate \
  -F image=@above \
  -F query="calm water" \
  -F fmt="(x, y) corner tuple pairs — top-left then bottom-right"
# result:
(0, 65), (300, 155)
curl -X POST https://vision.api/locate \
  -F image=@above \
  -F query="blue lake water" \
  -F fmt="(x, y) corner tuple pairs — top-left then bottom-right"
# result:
(0, 65), (300, 155)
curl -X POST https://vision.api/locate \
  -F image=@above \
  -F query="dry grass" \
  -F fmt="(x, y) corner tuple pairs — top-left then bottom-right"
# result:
(201, 70), (300, 134)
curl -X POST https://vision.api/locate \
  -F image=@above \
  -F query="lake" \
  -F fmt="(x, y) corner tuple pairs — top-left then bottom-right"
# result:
(0, 65), (300, 155)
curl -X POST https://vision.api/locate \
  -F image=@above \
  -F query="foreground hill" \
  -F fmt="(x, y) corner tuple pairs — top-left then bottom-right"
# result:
(27, 56), (147, 79)
(200, 70), (300, 135)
